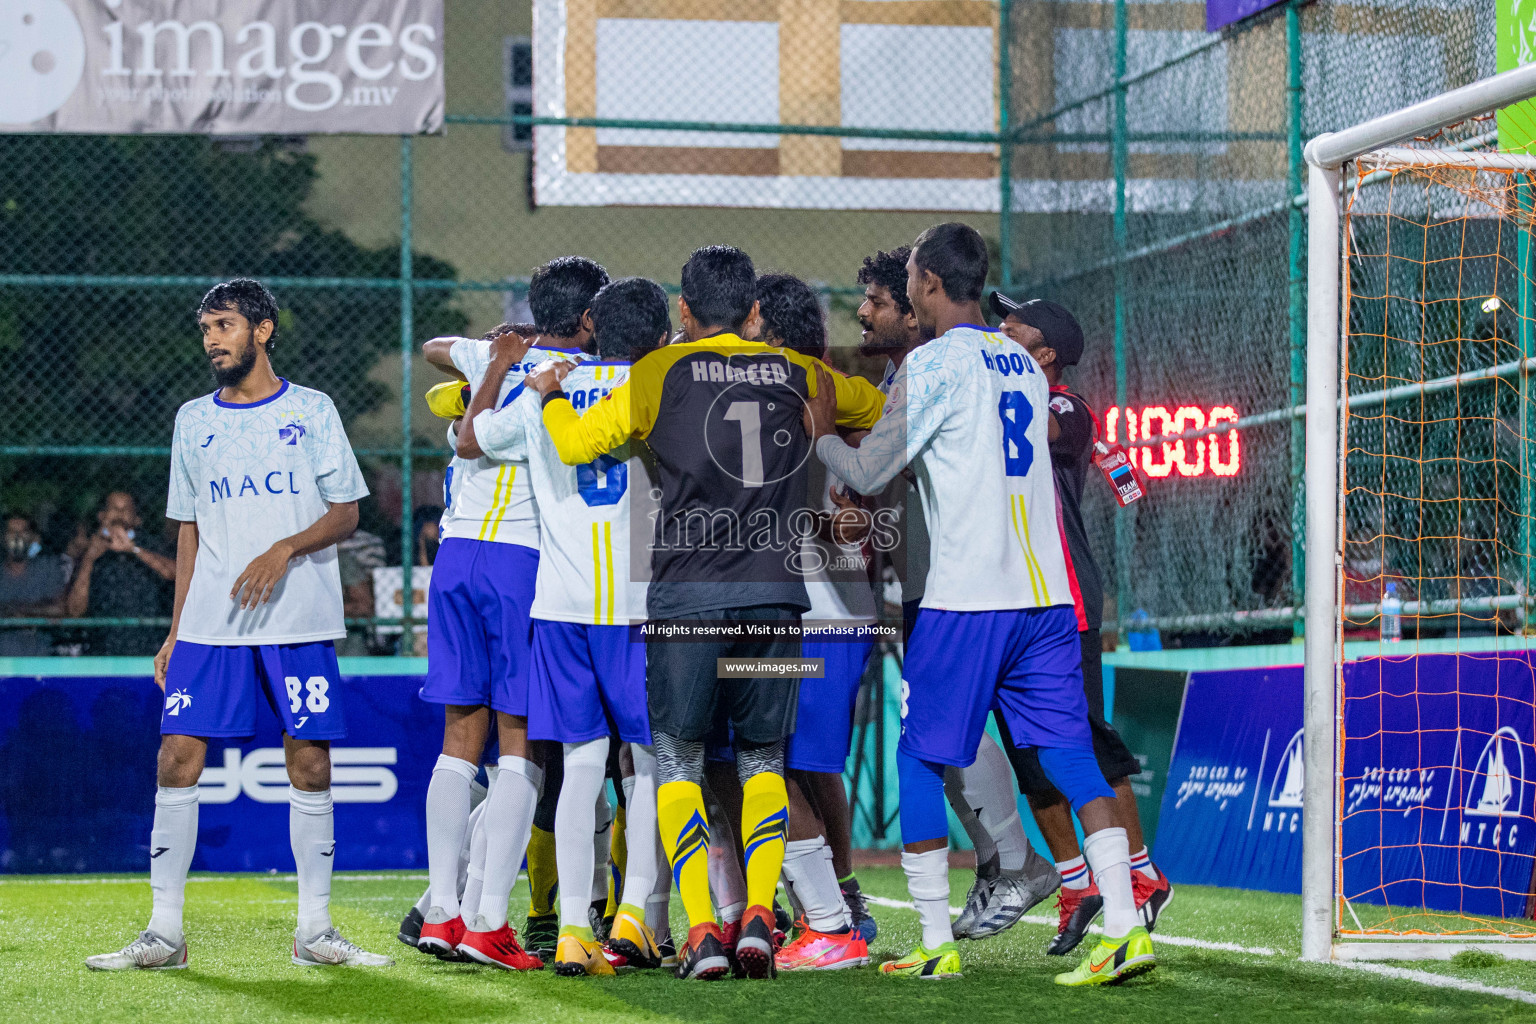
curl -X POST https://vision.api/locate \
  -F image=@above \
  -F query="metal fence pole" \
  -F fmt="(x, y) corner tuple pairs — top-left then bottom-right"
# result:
(400, 135), (416, 646)
(998, 0), (1013, 289)
(1112, 0), (1132, 644)
(1521, 178), (1534, 627)
(1287, 0), (1307, 638)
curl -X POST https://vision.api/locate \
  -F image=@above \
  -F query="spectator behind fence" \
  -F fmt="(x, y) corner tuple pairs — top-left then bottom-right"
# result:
(64, 492), (176, 655)
(0, 516), (67, 656)
(414, 506), (442, 567)
(336, 528), (387, 655)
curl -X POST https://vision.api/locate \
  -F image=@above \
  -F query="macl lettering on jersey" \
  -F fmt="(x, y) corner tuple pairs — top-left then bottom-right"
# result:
(688, 358), (791, 386)
(208, 471), (303, 502)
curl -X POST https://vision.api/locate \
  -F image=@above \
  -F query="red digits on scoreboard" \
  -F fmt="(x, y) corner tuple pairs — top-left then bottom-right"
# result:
(1104, 404), (1241, 480)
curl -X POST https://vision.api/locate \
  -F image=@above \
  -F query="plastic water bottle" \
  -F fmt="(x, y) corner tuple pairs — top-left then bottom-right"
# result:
(1380, 582), (1402, 643)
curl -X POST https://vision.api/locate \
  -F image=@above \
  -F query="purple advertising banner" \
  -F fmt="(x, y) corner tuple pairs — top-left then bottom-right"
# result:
(1153, 665), (1305, 892)
(0, 670), (439, 873)
(1341, 652), (1536, 920)
(1155, 652), (1536, 918)
(1206, 0), (1286, 32)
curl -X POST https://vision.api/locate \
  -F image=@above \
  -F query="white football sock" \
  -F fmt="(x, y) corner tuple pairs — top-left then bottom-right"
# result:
(555, 739), (608, 931)
(425, 754), (477, 917)
(646, 826), (672, 943)
(1057, 854), (1091, 889)
(901, 847), (953, 950)
(289, 786), (335, 939)
(1083, 826), (1135, 938)
(592, 783), (614, 904)
(474, 755), (542, 932)
(944, 765), (998, 871)
(708, 838), (747, 924)
(619, 744), (659, 909)
(963, 736), (1034, 875)
(461, 793), (490, 917)
(782, 837), (851, 933)
(146, 785), (199, 942)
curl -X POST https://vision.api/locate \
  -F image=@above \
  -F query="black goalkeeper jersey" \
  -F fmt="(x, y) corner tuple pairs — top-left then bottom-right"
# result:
(541, 334), (885, 619)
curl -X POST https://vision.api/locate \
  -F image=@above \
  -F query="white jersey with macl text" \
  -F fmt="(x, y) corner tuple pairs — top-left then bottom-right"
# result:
(167, 379), (370, 645)
(439, 336), (585, 549)
(815, 324), (1071, 613)
(474, 360), (656, 625)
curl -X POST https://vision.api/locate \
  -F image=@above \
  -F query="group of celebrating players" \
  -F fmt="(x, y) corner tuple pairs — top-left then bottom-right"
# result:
(86, 220), (1172, 990)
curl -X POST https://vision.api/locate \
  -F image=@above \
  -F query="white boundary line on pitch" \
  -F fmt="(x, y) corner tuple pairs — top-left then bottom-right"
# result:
(862, 894), (1276, 955)
(861, 894), (1536, 1005)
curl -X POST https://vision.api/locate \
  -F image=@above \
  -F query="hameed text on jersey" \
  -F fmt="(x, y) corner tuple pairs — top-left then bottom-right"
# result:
(166, 380), (370, 644)
(816, 325), (1071, 613)
(438, 336), (585, 549)
(537, 334), (885, 619)
(473, 360), (659, 626)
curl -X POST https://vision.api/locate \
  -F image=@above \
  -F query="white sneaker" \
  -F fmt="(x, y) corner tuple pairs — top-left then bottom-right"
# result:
(952, 874), (994, 939)
(293, 927), (395, 967)
(86, 930), (188, 971)
(969, 867), (1060, 939)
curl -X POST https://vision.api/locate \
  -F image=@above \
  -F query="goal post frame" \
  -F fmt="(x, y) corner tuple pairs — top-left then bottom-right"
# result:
(1301, 61), (1536, 964)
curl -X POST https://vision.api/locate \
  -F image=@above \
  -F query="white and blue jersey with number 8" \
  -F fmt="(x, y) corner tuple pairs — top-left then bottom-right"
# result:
(474, 360), (656, 625)
(816, 324), (1072, 613)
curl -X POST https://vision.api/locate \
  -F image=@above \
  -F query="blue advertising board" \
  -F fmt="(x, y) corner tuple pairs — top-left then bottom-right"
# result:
(1207, 0), (1286, 31)
(1155, 653), (1536, 915)
(0, 666), (439, 873)
(1341, 653), (1536, 920)
(1153, 665), (1305, 892)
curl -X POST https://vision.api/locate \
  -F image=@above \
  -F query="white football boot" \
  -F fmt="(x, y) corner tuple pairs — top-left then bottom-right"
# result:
(86, 931), (188, 971)
(293, 927), (395, 967)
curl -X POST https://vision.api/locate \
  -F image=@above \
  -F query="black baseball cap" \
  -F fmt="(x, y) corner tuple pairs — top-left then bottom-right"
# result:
(989, 293), (1084, 366)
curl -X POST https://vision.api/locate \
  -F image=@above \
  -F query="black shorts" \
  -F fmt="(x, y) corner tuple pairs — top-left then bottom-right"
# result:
(645, 604), (801, 745)
(999, 629), (1142, 801)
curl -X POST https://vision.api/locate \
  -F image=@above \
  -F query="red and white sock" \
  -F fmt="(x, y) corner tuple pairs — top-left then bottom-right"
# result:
(1130, 847), (1158, 880)
(1056, 855), (1091, 890)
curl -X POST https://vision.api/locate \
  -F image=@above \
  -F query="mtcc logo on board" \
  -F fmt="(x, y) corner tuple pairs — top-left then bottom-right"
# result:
(1457, 726), (1528, 850)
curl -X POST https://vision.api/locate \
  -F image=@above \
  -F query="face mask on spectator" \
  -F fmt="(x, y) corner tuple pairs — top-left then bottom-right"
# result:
(99, 527), (136, 541)
(6, 537), (39, 560)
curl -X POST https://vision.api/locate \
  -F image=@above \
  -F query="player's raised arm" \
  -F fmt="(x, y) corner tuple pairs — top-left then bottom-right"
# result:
(804, 354), (950, 496)
(455, 330), (535, 459)
(422, 336), (467, 379)
(532, 356), (658, 465)
(473, 385), (539, 463)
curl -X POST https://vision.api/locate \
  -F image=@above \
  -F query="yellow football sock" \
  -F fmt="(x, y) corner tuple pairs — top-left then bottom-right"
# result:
(527, 825), (558, 918)
(657, 780), (715, 928)
(606, 804), (627, 919)
(741, 772), (789, 910)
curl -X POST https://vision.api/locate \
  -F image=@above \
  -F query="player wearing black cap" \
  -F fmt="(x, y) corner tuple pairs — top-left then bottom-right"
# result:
(987, 292), (1174, 954)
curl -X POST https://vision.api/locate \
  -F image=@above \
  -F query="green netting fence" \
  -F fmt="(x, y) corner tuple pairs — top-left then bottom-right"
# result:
(0, 0), (1498, 656)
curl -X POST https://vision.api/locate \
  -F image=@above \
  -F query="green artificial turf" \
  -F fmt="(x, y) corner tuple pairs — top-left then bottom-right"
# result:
(3, 868), (1532, 1023)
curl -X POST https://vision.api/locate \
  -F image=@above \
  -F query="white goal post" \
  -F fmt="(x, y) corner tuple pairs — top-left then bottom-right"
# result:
(1302, 63), (1536, 963)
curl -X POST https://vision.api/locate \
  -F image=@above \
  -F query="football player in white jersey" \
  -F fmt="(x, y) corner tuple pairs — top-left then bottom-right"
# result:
(472, 277), (670, 976)
(414, 256), (607, 970)
(88, 279), (390, 971)
(803, 224), (1155, 987)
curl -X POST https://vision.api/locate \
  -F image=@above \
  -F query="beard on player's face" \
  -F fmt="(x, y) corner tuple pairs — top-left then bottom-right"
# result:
(209, 329), (260, 388)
